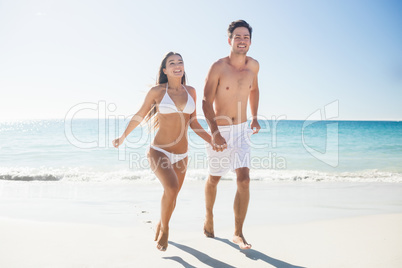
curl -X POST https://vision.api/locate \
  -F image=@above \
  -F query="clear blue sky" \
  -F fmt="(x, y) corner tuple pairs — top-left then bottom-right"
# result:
(0, 0), (401, 121)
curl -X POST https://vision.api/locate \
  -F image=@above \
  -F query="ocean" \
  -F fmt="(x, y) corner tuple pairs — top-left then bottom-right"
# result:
(1, 119), (401, 183)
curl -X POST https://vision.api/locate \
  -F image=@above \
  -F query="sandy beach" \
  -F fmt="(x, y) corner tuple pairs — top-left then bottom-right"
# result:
(1, 180), (402, 268)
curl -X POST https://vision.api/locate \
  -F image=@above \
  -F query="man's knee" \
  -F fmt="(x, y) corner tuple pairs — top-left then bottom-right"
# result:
(237, 176), (250, 189)
(236, 168), (250, 189)
(208, 175), (221, 186)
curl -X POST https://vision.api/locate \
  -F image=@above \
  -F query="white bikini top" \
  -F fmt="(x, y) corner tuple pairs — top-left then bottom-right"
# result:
(158, 84), (196, 114)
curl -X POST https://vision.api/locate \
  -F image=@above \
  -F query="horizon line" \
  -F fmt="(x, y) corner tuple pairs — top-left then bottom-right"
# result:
(1, 117), (401, 123)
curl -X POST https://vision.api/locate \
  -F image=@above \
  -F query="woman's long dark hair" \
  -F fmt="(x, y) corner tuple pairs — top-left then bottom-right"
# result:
(144, 52), (187, 130)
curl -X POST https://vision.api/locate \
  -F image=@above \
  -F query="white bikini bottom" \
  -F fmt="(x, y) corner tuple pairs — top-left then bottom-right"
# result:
(149, 145), (188, 164)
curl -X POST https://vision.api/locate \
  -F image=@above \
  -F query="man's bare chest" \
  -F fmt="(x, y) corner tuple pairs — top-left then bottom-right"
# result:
(219, 69), (254, 91)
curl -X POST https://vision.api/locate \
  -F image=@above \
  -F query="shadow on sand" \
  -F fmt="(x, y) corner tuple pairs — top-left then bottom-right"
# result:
(166, 241), (236, 268)
(165, 239), (306, 268)
(214, 237), (306, 268)
(162, 256), (197, 268)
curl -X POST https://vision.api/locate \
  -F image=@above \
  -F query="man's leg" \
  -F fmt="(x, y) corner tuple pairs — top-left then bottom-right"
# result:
(204, 175), (221, 237)
(233, 167), (251, 249)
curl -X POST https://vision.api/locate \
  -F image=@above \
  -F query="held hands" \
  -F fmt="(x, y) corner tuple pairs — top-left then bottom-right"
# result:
(212, 132), (227, 152)
(251, 119), (261, 134)
(112, 137), (124, 148)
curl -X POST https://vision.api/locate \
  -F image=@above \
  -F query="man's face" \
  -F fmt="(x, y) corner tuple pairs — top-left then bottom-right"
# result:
(229, 27), (251, 54)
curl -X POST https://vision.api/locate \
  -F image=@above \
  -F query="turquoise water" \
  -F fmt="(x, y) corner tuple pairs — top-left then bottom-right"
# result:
(0, 119), (401, 182)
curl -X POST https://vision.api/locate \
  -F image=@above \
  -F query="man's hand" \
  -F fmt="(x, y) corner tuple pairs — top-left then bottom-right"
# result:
(212, 132), (227, 152)
(250, 119), (261, 134)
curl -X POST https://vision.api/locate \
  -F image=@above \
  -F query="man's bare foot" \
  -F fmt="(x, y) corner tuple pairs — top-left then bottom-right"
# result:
(154, 221), (161, 241)
(233, 234), (252, 250)
(203, 218), (214, 238)
(156, 227), (169, 251)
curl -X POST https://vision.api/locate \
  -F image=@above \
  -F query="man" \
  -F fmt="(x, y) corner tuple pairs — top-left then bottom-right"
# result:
(202, 20), (260, 250)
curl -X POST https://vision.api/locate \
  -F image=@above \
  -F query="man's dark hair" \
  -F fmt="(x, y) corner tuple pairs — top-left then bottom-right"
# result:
(227, 20), (252, 39)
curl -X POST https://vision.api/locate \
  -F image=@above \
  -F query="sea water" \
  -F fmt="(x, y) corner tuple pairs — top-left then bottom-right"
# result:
(0, 119), (401, 183)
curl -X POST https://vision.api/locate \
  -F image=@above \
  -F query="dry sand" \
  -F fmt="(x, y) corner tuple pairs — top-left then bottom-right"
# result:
(1, 180), (401, 268)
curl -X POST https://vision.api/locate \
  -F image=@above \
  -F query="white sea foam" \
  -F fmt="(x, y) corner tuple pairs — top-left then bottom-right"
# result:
(0, 167), (401, 183)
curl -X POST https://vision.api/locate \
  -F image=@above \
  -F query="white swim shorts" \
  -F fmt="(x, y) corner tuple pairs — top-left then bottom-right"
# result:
(206, 122), (253, 176)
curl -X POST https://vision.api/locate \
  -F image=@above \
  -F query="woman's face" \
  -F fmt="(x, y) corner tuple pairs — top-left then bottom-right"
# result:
(163, 54), (184, 78)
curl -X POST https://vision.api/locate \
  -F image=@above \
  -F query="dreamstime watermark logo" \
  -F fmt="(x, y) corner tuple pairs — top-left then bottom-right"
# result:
(63, 100), (340, 169)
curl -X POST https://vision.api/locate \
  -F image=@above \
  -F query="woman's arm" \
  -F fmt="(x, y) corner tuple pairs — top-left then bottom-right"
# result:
(113, 87), (159, 148)
(190, 118), (212, 145)
(188, 86), (212, 145)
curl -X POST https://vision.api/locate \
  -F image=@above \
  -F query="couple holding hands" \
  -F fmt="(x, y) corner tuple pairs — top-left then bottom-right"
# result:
(113, 20), (260, 251)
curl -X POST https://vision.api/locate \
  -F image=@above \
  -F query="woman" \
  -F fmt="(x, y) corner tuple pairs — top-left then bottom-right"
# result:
(113, 52), (211, 251)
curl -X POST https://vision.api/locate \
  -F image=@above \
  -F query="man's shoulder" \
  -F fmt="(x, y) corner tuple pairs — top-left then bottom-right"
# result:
(211, 57), (230, 68)
(246, 56), (260, 72)
(246, 56), (259, 66)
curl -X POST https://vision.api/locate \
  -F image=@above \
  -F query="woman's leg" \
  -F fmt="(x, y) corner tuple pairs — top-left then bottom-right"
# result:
(148, 148), (180, 251)
(174, 156), (188, 192)
(154, 156), (188, 242)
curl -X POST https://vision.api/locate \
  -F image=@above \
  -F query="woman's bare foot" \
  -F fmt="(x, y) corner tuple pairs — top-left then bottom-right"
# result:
(156, 226), (169, 251)
(203, 218), (214, 238)
(154, 221), (161, 241)
(233, 234), (252, 250)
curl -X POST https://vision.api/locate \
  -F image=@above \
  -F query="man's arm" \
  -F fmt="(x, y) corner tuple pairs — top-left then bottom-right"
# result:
(202, 62), (227, 151)
(249, 61), (261, 134)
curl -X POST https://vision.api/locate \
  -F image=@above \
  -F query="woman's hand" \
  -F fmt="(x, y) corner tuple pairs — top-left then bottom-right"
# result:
(112, 137), (124, 148)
